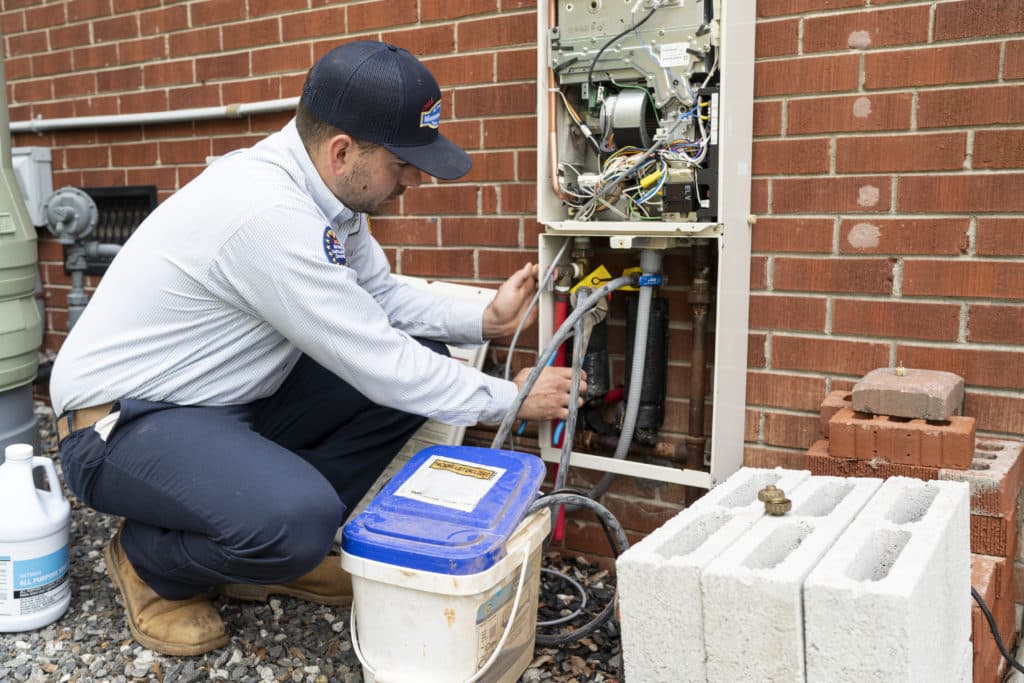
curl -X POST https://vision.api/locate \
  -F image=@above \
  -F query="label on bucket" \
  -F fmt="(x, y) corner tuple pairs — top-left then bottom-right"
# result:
(475, 551), (540, 670)
(0, 547), (69, 617)
(394, 454), (506, 512)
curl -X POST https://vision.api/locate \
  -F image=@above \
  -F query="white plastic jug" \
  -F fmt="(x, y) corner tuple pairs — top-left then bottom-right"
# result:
(0, 443), (71, 632)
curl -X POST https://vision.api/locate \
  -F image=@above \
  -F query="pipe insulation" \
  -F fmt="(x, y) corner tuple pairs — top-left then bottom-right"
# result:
(589, 249), (663, 501)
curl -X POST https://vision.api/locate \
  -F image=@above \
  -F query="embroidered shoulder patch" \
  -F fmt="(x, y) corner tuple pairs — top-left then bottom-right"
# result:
(322, 226), (346, 266)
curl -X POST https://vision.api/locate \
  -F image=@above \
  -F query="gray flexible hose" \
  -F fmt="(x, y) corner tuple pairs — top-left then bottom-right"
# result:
(555, 316), (587, 491)
(590, 250), (662, 500)
(491, 275), (634, 449)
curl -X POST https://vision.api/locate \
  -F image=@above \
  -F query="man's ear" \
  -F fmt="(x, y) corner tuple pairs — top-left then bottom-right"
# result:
(323, 133), (356, 178)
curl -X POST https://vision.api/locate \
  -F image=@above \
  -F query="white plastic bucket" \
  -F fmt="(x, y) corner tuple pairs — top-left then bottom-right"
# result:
(343, 508), (549, 683)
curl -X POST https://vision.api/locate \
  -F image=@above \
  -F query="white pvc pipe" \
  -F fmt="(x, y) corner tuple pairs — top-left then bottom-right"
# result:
(9, 97), (300, 134)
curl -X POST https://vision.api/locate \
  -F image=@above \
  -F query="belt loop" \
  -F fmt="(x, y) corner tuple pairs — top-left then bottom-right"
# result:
(67, 410), (75, 434)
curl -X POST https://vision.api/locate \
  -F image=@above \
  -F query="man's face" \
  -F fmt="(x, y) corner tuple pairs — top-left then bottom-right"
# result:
(333, 143), (423, 214)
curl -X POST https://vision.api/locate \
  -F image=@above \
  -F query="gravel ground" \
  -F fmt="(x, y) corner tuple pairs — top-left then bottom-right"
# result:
(0, 405), (622, 683)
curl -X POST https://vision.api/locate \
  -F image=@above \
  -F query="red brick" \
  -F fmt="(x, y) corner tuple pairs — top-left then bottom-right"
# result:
(749, 256), (767, 291)
(903, 260), (1024, 300)
(143, 60), (193, 88)
(934, 0), (1024, 40)
(49, 25), (89, 50)
(118, 36), (165, 65)
(968, 305), (1024, 344)
(441, 217), (519, 247)
(478, 249), (535, 280)
(382, 25), (455, 57)
(421, 0), (495, 21)
(250, 0), (305, 16)
(281, 7), (346, 41)
(139, 5), (188, 35)
(196, 53), (250, 81)
(772, 335), (889, 376)
(399, 248), (475, 279)
(976, 219), (1024, 256)
(828, 408), (976, 469)
(753, 101), (782, 137)
(33, 50), (73, 77)
(972, 554), (999, 653)
(965, 392), (1024, 436)
(833, 299), (960, 341)
(970, 506), (1017, 557)
(897, 346), (1024, 393)
(774, 257), (894, 295)
(750, 217), (833, 253)
(499, 184), (535, 214)
(743, 446), (806, 470)
(1008, 40), (1024, 80)
(819, 389), (852, 439)
(752, 138), (830, 176)
(786, 93), (917, 136)
(837, 133), (966, 173)
(916, 161), (1024, 213)
(496, 48), (536, 81)
(8, 30), (47, 56)
(458, 13), (535, 51)
(838, 218), (968, 255)
(222, 77), (281, 104)
(748, 295), (826, 333)
(754, 55), (859, 96)
(745, 409), (760, 442)
(119, 90), (167, 114)
(191, 0), (245, 26)
(455, 83), (535, 118)
(168, 27), (221, 56)
(223, 17), (281, 49)
(749, 333), (767, 368)
(403, 185), (479, 216)
(772, 176), (892, 213)
(973, 129), (1024, 170)
(98, 66), (142, 92)
(941, 439), (1024, 519)
(482, 117), (534, 148)
(866, 44), (1000, 90)
(803, 7), (930, 53)
(93, 14), (138, 43)
(368, 217), (437, 247)
(426, 54), (494, 90)
(763, 411), (820, 450)
(66, 0), (109, 21)
(13, 78), (54, 102)
(747, 372), (827, 412)
(919, 86), (1024, 128)
(755, 18), (799, 57)
(168, 84), (221, 110)
(601, 495), (682, 535)
(110, 142), (158, 167)
(348, 0), (417, 32)
(804, 438), (938, 481)
(750, 179), (768, 214)
(757, 0), (861, 16)
(25, 3), (68, 29)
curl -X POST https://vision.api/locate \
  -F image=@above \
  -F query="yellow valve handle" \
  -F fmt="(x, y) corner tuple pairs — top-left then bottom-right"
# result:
(570, 265), (613, 294)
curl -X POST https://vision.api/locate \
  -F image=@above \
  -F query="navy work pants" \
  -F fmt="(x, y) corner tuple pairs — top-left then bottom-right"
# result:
(58, 347), (443, 599)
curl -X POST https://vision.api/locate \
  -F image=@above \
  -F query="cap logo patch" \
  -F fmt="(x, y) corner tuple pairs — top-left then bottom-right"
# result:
(419, 99), (441, 129)
(322, 226), (346, 266)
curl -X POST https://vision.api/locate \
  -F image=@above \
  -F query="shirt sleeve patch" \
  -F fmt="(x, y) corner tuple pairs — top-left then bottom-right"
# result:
(322, 226), (347, 266)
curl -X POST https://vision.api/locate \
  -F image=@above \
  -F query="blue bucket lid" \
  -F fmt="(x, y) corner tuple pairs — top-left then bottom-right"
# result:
(342, 445), (546, 575)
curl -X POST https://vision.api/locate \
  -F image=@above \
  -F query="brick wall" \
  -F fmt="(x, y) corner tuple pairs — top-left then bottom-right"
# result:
(4, 1), (1022, 556)
(747, 0), (1024, 473)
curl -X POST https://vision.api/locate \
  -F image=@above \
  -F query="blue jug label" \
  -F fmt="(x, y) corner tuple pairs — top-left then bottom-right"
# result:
(0, 546), (69, 617)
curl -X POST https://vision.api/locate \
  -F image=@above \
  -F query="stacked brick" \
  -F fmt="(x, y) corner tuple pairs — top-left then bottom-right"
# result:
(747, 367), (1024, 683)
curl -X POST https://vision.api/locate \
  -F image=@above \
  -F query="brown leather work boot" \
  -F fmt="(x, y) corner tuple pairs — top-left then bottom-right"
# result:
(219, 555), (352, 607)
(103, 529), (229, 656)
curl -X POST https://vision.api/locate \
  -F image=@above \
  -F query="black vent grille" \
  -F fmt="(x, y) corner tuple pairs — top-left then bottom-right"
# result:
(66, 185), (158, 275)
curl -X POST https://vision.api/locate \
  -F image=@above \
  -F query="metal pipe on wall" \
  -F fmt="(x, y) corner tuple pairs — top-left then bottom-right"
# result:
(684, 240), (712, 472)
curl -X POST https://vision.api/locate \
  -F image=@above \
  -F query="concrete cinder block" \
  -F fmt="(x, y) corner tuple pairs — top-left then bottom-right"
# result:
(829, 407), (977, 469)
(616, 467), (811, 683)
(701, 476), (882, 682)
(852, 366), (965, 420)
(819, 389), (852, 439)
(941, 439), (1024, 518)
(804, 478), (971, 682)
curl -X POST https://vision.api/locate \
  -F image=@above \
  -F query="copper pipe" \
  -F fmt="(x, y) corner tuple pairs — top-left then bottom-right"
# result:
(575, 430), (687, 464)
(686, 241), (712, 471)
(547, 0), (570, 201)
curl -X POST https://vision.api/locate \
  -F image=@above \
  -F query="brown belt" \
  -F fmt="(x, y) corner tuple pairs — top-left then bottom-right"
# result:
(56, 402), (117, 443)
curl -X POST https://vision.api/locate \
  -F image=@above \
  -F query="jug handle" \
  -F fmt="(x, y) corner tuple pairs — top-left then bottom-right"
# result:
(32, 456), (64, 506)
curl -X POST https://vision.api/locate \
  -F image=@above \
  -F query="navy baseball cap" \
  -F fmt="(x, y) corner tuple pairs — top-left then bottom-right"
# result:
(301, 41), (472, 180)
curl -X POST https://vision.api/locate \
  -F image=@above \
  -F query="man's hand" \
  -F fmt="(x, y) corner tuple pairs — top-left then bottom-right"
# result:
(513, 366), (587, 422)
(482, 263), (539, 339)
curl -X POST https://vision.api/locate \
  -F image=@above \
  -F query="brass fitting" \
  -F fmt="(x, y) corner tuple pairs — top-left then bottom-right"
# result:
(758, 484), (792, 516)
